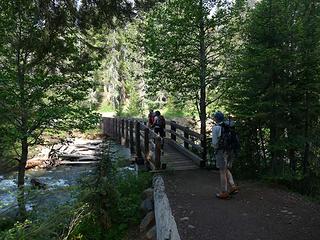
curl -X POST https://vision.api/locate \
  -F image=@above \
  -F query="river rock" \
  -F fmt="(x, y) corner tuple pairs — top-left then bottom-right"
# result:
(144, 225), (156, 240)
(140, 211), (155, 233)
(142, 188), (154, 200)
(30, 178), (47, 189)
(140, 198), (154, 214)
(26, 159), (45, 169)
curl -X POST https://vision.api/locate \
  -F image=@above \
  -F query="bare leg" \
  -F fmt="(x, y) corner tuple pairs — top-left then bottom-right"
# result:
(226, 169), (235, 187)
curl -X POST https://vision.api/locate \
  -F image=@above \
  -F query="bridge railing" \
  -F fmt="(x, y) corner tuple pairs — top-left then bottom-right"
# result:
(102, 117), (163, 170)
(102, 117), (206, 169)
(165, 121), (205, 166)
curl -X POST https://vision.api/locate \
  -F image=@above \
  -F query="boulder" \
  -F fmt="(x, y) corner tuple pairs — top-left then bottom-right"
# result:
(26, 159), (45, 169)
(140, 198), (154, 214)
(30, 178), (47, 189)
(144, 225), (156, 240)
(140, 211), (155, 233)
(142, 188), (154, 200)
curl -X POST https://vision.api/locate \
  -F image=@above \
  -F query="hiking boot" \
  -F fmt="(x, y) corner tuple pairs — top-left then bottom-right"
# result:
(229, 186), (239, 195)
(216, 191), (230, 199)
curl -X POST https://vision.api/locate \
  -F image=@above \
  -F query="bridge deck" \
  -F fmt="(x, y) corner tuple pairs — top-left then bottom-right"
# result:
(162, 142), (199, 171)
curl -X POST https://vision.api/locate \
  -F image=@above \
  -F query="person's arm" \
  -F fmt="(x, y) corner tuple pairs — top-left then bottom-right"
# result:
(151, 116), (157, 128)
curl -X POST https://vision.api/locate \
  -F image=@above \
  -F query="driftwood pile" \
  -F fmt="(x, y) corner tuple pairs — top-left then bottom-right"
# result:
(26, 138), (104, 169)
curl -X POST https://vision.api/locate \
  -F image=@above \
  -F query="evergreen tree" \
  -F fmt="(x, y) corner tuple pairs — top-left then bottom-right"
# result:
(143, 0), (232, 161)
(224, 0), (320, 180)
(0, 0), (99, 218)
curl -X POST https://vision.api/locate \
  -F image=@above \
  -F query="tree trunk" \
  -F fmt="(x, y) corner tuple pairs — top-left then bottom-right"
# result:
(288, 148), (296, 175)
(258, 125), (267, 169)
(199, 0), (207, 166)
(287, 127), (297, 175)
(18, 137), (28, 220)
(16, 40), (28, 219)
(270, 123), (278, 175)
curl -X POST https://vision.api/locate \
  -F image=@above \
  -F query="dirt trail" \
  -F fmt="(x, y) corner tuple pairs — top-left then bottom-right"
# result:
(163, 169), (320, 240)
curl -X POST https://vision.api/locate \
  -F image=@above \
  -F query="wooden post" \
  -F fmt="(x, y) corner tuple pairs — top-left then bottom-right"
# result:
(113, 118), (116, 137)
(121, 119), (125, 144)
(102, 118), (106, 135)
(171, 121), (176, 141)
(155, 136), (161, 170)
(108, 118), (110, 136)
(107, 118), (110, 135)
(129, 120), (135, 154)
(118, 118), (121, 143)
(135, 121), (142, 163)
(184, 127), (189, 149)
(114, 118), (118, 139)
(125, 119), (129, 147)
(121, 119), (125, 136)
(144, 128), (150, 160)
(111, 118), (113, 136)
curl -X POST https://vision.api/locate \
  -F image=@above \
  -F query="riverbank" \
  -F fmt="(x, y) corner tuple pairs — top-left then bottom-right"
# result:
(0, 138), (153, 240)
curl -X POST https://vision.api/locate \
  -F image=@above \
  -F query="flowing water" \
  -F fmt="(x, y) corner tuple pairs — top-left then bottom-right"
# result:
(0, 139), (131, 218)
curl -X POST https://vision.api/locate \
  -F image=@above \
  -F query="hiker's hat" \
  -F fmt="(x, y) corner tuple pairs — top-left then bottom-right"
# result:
(213, 111), (224, 122)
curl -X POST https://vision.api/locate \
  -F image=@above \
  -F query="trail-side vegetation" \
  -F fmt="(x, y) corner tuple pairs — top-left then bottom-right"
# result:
(0, 146), (152, 240)
(97, 0), (319, 199)
(1, 0), (320, 238)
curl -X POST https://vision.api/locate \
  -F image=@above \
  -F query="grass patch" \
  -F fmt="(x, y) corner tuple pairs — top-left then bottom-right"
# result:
(98, 101), (114, 113)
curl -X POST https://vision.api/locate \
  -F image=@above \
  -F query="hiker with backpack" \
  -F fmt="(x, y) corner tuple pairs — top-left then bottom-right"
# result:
(152, 110), (166, 138)
(212, 111), (239, 199)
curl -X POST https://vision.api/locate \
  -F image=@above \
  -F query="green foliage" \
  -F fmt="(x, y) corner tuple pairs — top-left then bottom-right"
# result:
(0, 144), (152, 240)
(124, 88), (144, 117)
(162, 97), (187, 118)
(70, 147), (152, 240)
(70, 175), (152, 240)
(220, 0), (320, 194)
(143, 0), (232, 113)
(93, 22), (147, 117)
(263, 172), (320, 200)
(0, 204), (87, 240)
(0, 1), (101, 203)
(98, 101), (115, 113)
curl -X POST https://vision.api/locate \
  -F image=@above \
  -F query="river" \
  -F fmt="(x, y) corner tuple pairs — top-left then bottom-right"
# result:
(0, 139), (131, 219)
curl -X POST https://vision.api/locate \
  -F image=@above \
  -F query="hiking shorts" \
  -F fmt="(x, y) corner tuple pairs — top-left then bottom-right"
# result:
(214, 150), (234, 170)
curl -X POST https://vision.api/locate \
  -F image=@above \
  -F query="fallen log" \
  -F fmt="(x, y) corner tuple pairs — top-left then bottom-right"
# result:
(60, 161), (99, 165)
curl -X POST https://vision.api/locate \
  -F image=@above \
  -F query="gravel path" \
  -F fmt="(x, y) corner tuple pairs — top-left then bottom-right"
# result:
(163, 169), (320, 240)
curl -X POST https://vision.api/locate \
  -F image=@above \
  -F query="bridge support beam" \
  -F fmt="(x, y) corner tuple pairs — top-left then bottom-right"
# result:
(125, 119), (129, 147)
(155, 136), (161, 170)
(135, 121), (143, 164)
(129, 120), (135, 154)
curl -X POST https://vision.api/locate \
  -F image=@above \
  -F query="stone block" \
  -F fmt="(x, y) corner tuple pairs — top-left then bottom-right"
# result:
(140, 211), (155, 233)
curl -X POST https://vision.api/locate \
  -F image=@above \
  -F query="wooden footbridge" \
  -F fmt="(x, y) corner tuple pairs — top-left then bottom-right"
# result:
(102, 117), (206, 170)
